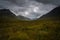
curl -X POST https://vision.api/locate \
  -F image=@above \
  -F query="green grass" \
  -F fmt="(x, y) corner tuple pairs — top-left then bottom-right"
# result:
(0, 17), (60, 40)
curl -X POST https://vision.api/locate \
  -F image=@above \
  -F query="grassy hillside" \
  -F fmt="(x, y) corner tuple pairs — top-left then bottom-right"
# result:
(0, 17), (60, 40)
(0, 9), (60, 40)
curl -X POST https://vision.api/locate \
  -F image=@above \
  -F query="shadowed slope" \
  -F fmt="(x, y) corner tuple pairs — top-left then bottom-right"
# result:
(0, 9), (16, 17)
(39, 6), (60, 20)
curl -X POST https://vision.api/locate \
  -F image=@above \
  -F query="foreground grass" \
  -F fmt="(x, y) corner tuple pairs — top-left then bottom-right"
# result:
(0, 17), (60, 40)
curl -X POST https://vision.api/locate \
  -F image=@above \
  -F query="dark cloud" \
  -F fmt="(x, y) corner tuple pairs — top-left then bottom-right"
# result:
(36, 0), (60, 5)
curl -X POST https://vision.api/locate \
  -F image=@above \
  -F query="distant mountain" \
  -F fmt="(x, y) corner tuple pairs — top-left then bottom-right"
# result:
(17, 15), (32, 21)
(40, 6), (60, 20)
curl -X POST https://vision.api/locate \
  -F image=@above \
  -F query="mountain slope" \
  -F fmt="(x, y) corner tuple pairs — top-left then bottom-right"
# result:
(17, 15), (32, 21)
(39, 6), (60, 20)
(0, 9), (33, 21)
(0, 9), (16, 19)
(0, 9), (16, 17)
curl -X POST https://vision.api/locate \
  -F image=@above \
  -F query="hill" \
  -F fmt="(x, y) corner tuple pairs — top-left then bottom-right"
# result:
(39, 6), (60, 20)
(0, 9), (16, 17)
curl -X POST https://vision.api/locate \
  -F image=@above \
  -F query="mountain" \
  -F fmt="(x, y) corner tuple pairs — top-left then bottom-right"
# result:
(0, 9), (18, 22)
(0, 9), (16, 17)
(39, 6), (60, 20)
(0, 9), (33, 21)
(17, 15), (32, 21)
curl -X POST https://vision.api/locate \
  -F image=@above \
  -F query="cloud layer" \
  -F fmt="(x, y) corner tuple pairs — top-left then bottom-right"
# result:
(36, 0), (60, 5)
(0, 0), (58, 20)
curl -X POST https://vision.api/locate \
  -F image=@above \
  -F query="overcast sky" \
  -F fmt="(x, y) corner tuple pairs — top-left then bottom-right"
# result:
(0, 0), (60, 20)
